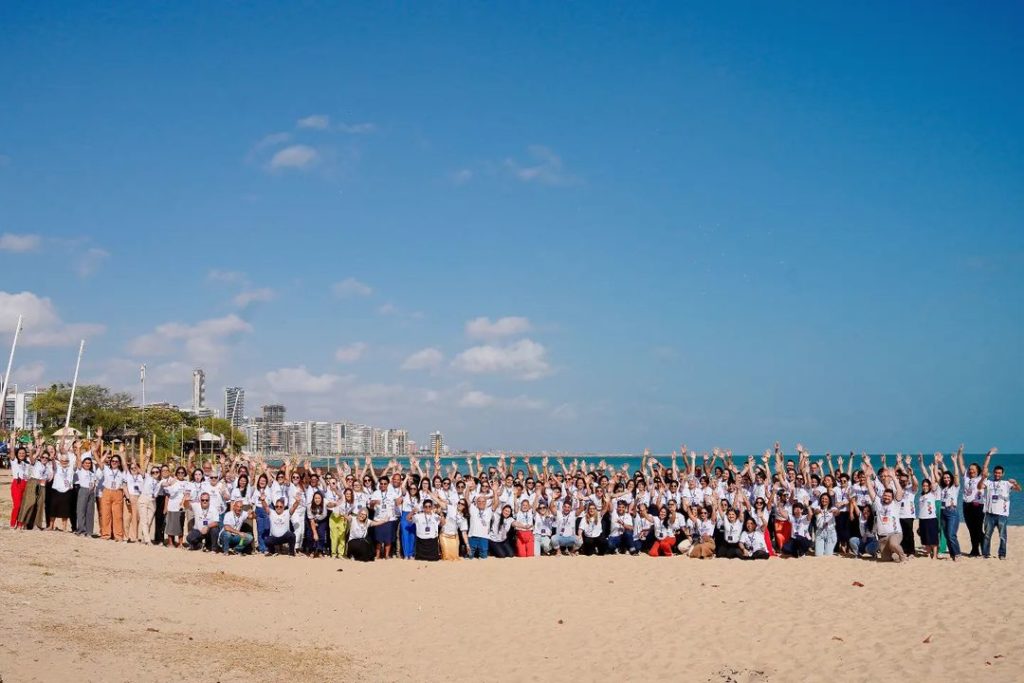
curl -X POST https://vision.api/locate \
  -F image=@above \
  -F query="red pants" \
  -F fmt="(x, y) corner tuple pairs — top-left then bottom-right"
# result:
(774, 520), (791, 552)
(10, 478), (26, 527)
(649, 537), (675, 557)
(515, 529), (535, 557)
(763, 527), (776, 557)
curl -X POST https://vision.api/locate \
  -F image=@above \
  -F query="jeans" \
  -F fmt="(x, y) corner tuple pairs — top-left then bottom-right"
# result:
(607, 531), (635, 554)
(983, 513), (1008, 558)
(220, 530), (253, 554)
(468, 536), (489, 558)
(940, 507), (961, 558)
(815, 527), (837, 556)
(266, 531), (296, 555)
(553, 535), (581, 551)
(254, 506), (270, 553)
(850, 536), (879, 556)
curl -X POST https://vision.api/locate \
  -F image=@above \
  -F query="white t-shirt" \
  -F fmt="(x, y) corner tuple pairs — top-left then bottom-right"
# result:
(962, 476), (982, 504)
(468, 506), (493, 538)
(348, 517), (369, 540)
(899, 486), (916, 518)
(939, 485), (959, 510)
(873, 500), (901, 536)
(164, 480), (187, 512)
(269, 509), (290, 537)
(191, 504), (217, 529)
(917, 491), (938, 520)
(984, 480), (1012, 516)
(413, 512), (440, 539)
(720, 518), (741, 544)
(555, 510), (576, 537)
(790, 514), (811, 539)
(740, 529), (767, 554)
(222, 510), (248, 531)
(580, 516), (603, 538)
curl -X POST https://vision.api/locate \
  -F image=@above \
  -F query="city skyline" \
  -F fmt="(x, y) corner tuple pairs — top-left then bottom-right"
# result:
(1, 4), (1021, 453)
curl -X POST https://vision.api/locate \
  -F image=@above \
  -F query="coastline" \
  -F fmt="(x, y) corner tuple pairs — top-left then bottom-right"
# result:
(1, 472), (1022, 682)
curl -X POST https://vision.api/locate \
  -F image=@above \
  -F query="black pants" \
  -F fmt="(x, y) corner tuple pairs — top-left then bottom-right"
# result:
(153, 495), (167, 544)
(744, 549), (770, 560)
(186, 528), (218, 551)
(717, 541), (743, 559)
(963, 503), (984, 555)
(266, 531), (296, 555)
(488, 539), (513, 558)
(782, 536), (812, 557)
(580, 535), (607, 556)
(899, 518), (915, 556)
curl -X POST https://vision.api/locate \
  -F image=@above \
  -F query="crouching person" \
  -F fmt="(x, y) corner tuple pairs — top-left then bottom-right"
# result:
(220, 499), (253, 555)
(185, 493), (220, 551)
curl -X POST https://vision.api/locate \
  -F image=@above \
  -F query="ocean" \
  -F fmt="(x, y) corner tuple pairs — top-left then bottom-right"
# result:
(291, 453), (1024, 526)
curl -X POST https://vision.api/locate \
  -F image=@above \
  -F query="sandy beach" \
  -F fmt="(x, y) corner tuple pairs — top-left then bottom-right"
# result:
(0, 471), (1021, 683)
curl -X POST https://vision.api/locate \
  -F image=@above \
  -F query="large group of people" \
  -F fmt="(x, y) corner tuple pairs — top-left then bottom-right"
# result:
(6, 429), (1020, 564)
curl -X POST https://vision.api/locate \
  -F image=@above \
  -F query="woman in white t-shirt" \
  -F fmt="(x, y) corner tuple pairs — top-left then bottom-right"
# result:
(512, 498), (537, 557)
(161, 466), (189, 548)
(577, 500), (607, 556)
(812, 492), (840, 557)
(347, 508), (392, 562)
(916, 477), (939, 558)
(488, 504), (515, 558)
(408, 499), (442, 561)
(439, 497), (465, 561)
(48, 453), (76, 532)
(937, 461), (962, 561)
(739, 518), (769, 560)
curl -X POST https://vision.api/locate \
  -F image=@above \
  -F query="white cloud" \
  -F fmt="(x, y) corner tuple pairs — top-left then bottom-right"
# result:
(337, 122), (376, 134)
(268, 144), (318, 170)
(505, 145), (579, 186)
(265, 366), (341, 394)
(127, 314), (252, 364)
(233, 287), (276, 308)
(377, 303), (396, 315)
(450, 169), (473, 185)
(297, 114), (331, 130)
(459, 390), (546, 410)
(253, 131), (291, 149)
(207, 269), (246, 284)
(75, 247), (110, 278)
(459, 390), (495, 408)
(13, 360), (46, 385)
(332, 277), (373, 298)
(0, 233), (41, 252)
(0, 291), (105, 347)
(335, 342), (368, 363)
(452, 339), (551, 380)
(465, 316), (532, 340)
(401, 347), (443, 371)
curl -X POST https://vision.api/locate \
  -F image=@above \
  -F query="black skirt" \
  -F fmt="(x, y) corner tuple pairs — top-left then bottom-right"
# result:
(918, 518), (939, 545)
(414, 536), (440, 561)
(48, 488), (74, 518)
(348, 537), (375, 562)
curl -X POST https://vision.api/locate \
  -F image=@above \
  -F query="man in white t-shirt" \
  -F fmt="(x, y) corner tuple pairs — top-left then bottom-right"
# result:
(220, 499), (253, 554)
(866, 464), (905, 563)
(980, 452), (1021, 560)
(467, 495), (493, 559)
(184, 494), (220, 551)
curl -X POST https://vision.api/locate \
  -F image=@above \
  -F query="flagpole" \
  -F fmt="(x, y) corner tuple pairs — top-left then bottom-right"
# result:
(63, 340), (85, 444)
(0, 314), (23, 429)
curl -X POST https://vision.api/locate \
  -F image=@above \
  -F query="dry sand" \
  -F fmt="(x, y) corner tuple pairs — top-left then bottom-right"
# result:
(1, 471), (1022, 683)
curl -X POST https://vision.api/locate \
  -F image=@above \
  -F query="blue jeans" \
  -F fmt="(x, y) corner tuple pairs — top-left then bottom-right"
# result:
(983, 513), (1008, 558)
(815, 527), (837, 556)
(220, 530), (252, 554)
(850, 536), (878, 557)
(553, 535), (581, 551)
(940, 507), (961, 558)
(254, 506), (269, 553)
(607, 531), (635, 554)
(468, 536), (489, 558)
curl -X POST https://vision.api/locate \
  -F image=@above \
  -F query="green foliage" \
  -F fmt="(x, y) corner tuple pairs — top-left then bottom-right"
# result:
(27, 383), (247, 459)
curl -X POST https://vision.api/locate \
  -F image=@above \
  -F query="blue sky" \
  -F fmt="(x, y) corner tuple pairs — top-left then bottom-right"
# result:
(1, 2), (1021, 452)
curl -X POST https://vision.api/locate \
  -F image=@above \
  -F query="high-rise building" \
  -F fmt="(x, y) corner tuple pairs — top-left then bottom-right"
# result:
(262, 404), (286, 452)
(224, 387), (245, 429)
(1, 386), (40, 432)
(429, 431), (445, 458)
(192, 368), (206, 412)
(384, 429), (408, 457)
(330, 422), (347, 454)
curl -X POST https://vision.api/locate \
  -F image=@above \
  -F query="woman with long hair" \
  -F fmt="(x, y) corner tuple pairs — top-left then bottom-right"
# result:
(398, 477), (420, 559)
(813, 492), (840, 557)
(74, 456), (99, 537)
(98, 452), (128, 541)
(124, 460), (143, 542)
(347, 508), (391, 562)
(251, 473), (271, 554)
(329, 487), (353, 559)
(161, 465), (189, 548)
(488, 503), (515, 558)
(8, 442), (29, 528)
(47, 450), (75, 532)
(937, 453), (962, 562)
(306, 490), (329, 558)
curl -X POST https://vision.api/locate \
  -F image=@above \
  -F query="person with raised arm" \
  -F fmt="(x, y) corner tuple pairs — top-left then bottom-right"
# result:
(957, 445), (985, 557)
(895, 454), (917, 557)
(184, 492), (220, 551)
(935, 452), (962, 561)
(979, 448), (1020, 560)
(261, 494), (300, 556)
(687, 490), (717, 559)
(916, 454), (939, 559)
(865, 460), (906, 562)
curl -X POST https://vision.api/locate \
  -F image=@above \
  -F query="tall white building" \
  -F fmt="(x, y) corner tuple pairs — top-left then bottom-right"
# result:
(384, 429), (408, 457)
(429, 431), (445, 457)
(192, 368), (206, 412)
(1, 387), (39, 432)
(224, 387), (245, 429)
